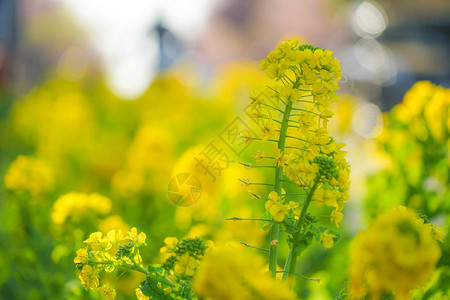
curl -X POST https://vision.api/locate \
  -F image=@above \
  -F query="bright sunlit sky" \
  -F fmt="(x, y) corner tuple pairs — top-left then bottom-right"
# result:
(61, 0), (220, 99)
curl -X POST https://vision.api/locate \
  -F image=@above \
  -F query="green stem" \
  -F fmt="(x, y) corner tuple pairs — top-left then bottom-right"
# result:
(277, 271), (321, 282)
(226, 217), (272, 221)
(240, 242), (270, 252)
(283, 180), (319, 280)
(282, 251), (292, 279)
(129, 257), (149, 275)
(268, 101), (293, 277)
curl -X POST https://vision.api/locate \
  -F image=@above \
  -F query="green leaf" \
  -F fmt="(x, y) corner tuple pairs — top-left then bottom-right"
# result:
(295, 231), (315, 255)
(140, 277), (174, 300)
(283, 216), (297, 235)
(437, 241), (450, 268)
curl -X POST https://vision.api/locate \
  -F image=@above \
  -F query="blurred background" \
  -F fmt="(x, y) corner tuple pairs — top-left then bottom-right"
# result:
(1, 0), (449, 101)
(0, 0), (449, 299)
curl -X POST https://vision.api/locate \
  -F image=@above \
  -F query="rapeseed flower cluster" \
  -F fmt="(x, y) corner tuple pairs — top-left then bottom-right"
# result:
(367, 81), (450, 218)
(349, 206), (442, 300)
(111, 125), (175, 198)
(134, 236), (210, 299)
(74, 227), (147, 299)
(52, 192), (112, 224)
(160, 237), (210, 277)
(244, 38), (350, 228)
(4, 155), (54, 196)
(240, 38), (349, 279)
(75, 232), (211, 300)
(391, 81), (449, 142)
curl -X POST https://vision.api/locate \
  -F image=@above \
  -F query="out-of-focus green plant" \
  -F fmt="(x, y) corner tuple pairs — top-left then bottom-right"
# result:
(366, 81), (450, 219)
(364, 81), (450, 299)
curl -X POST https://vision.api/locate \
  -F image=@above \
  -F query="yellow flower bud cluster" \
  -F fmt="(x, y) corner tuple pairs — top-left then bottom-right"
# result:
(51, 192), (112, 224)
(128, 236), (211, 298)
(254, 38), (341, 129)
(349, 206), (442, 299)
(74, 227), (147, 299)
(193, 247), (296, 300)
(160, 237), (210, 277)
(4, 155), (54, 196)
(308, 155), (350, 228)
(313, 164), (350, 228)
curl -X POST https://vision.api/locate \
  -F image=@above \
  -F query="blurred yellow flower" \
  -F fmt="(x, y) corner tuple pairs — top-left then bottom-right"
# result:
(98, 285), (116, 300)
(368, 81), (449, 220)
(74, 248), (88, 264)
(160, 237), (178, 254)
(98, 215), (130, 235)
(261, 120), (278, 141)
(424, 223), (444, 242)
(252, 150), (265, 164)
(349, 206), (441, 299)
(174, 253), (198, 276)
(193, 247), (295, 300)
(135, 287), (149, 300)
(330, 209), (343, 228)
(4, 155), (54, 196)
(51, 192), (111, 224)
(78, 265), (98, 291)
(320, 231), (336, 249)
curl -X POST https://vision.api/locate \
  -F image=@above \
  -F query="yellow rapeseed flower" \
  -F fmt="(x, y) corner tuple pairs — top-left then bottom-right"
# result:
(78, 265), (99, 291)
(193, 247), (295, 300)
(275, 149), (287, 167)
(126, 227), (146, 246)
(265, 191), (287, 222)
(314, 188), (337, 207)
(98, 285), (116, 300)
(174, 253), (198, 276)
(4, 155), (54, 196)
(98, 215), (130, 235)
(252, 150), (265, 164)
(330, 209), (344, 228)
(84, 232), (112, 252)
(424, 223), (444, 242)
(160, 237), (178, 253)
(51, 192), (111, 224)
(74, 248), (88, 264)
(349, 206), (441, 299)
(320, 231), (336, 249)
(135, 287), (149, 300)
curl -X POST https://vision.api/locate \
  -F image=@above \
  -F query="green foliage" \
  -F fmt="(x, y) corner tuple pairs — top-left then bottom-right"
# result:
(140, 276), (174, 300)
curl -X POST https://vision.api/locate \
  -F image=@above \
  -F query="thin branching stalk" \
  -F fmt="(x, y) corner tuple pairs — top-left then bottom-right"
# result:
(268, 101), (293, 277)
(283, 180), (319, 280)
